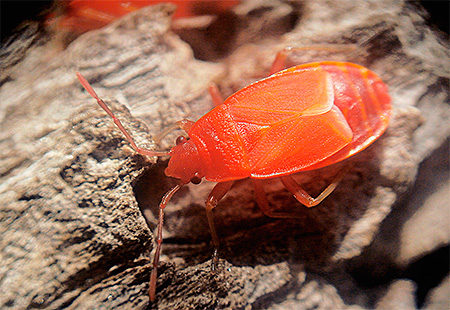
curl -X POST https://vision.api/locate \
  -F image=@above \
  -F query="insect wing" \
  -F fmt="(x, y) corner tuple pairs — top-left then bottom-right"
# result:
(226, 67), (334, 124)
(225, 67), (353, 178)
(295, 62), (392, 170)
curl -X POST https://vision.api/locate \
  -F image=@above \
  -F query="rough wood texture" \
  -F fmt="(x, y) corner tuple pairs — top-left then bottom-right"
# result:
(1, 1), (448, 309)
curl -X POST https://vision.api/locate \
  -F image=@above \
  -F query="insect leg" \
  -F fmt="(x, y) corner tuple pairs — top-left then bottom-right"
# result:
(149, 183), (184, 302)
(152, 119), (195, 144)
(205, 181), (234, 271)
(270, 47), (292, 75)
(279, 169), (347, 208)
(76, 72), (169, 157)
(208, 83), (224, 106)
(251, 179), (295, 218)
(270, 45), (358, 75)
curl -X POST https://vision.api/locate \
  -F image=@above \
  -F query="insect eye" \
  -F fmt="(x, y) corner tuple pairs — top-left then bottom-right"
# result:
(190, 175), (202, 184)
(175, 136), (188, 145)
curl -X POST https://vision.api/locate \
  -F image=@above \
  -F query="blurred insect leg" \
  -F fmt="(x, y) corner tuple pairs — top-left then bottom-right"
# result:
(270, 45), (358, 75)
(270, 47), (292, 75)
(149, 183), (184, 302)
(152, 119), (195, 144)
(279, 167), (347, 207)
(205, 181), (234, 271)
(208, 83), (224, 106)
(76, 72), (168, 157)
(251, 179), (293, 218)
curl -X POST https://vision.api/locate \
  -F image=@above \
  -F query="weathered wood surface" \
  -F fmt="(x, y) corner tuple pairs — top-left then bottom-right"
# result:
(0, 1), (448, 309)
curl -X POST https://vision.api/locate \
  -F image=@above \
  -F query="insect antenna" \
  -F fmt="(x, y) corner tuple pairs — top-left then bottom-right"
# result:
(76, 72), (169, 157)
(77, 72), (185, 301)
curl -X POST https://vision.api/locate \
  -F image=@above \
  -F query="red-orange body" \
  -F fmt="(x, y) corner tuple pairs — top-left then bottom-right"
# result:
(166, 61), (391, 184)
(49, 0), (239, 34)
(77, 59), (391, 302)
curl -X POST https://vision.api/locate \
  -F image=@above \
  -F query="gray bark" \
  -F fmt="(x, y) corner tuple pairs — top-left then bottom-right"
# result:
(1, 1), (448, 309)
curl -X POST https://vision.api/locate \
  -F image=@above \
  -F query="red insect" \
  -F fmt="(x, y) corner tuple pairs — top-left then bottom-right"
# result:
(48, 0), (239, 35)
(76, 52), (391, 301)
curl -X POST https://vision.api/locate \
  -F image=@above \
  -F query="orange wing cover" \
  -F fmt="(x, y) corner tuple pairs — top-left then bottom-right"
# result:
(189, 67), (353, 181)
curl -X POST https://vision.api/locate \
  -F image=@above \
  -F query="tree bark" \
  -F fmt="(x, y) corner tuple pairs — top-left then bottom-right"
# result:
(0, 1), (448, 309)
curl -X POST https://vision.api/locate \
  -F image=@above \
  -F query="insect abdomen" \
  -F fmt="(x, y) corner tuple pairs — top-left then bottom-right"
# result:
(190, 62), (391, 181)
(303, 62), (391, 169)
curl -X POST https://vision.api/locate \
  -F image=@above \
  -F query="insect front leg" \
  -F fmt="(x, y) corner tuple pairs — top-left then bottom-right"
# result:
(205, 181), (234, 271)
(152, 119), (195, 144)
(149, 183), (184, 302)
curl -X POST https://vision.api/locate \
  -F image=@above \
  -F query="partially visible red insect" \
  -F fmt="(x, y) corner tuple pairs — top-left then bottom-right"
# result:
(76, 48), (391, 301)
(48, 0), (240, 35)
